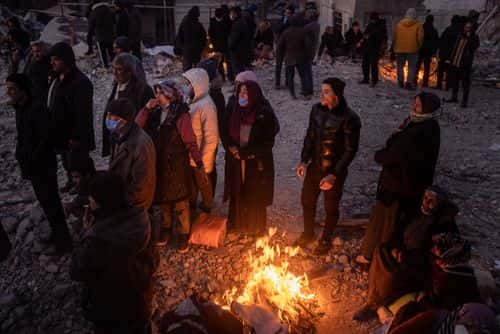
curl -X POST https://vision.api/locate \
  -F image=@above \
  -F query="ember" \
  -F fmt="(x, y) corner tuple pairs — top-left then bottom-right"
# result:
(218, 228), (322, 331)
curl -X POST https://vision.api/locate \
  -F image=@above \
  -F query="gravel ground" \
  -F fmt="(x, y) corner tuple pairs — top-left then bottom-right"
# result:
(1, 55), (499, 333)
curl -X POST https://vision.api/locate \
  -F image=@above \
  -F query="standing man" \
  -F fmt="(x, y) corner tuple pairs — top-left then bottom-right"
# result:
(393, 8), (424, 90)
(175, 6), (207, 72)
(88, 1), (115, 68)
(416, 15), (439, 88)
(4, 17), (31, 74)
(23, 41), (51, 101)
(48, 42), (95, 193)
(102, 53), (153, 157)
(359, 12), (387, 87)
(228, 6), (252, 76)
(446, 21), (480, 108)
(209, 8), (231, 81)
(435, 16), (462, 90)
(7, 73), (73, 254)
(295, 78), (361, 255)
(277, 15), (312, 99)
(107, 98), (156, 210)
(275, 5), (295, 89)
(344, 22), (363, 60)
(303, 11), (320, 96)
(182, 68), (219, 212)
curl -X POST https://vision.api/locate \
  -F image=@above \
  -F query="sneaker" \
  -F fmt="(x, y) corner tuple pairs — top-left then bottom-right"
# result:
(293, 233), (315, 248)
(156, 228), (171, 247)
(353, 304), (376, 322)
(460, 101), (468, 108)
(314, 238), (331, 255)
(178, 234), (190, 253)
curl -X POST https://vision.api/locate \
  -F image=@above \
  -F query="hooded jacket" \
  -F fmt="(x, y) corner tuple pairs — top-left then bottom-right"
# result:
(228, 15), (252, 65)
(70, 206), (156, 325)
(175, 7), (207, 59)
(393, 18), (424, 54)
(182, 68), (220, 173)
(88, 2), (115, 43)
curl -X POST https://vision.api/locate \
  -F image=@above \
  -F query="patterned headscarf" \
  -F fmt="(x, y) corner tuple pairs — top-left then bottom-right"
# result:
(154, 76), (194, 104)
(432, 233), (471, 267)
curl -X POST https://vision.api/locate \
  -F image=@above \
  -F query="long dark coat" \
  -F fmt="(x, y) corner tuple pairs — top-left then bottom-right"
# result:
(221, 95), (280, 210)
(174, 9), (207, 61)
(228, 17), (252, 67)
(102, 77), (154, 157)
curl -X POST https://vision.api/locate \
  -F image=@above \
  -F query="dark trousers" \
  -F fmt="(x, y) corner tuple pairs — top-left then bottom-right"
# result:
(285, 63), (307, 98)
(449, 65), (472, 103)
(301, 61), (314, 96)
(209, 168), (217, 198)
(190, 167), (214, 212)
(98, 41), (114, 68)
(436, 60), (450, 90)
(131, 41), (142, 60)
(362, 51), (379, 83)
(230, 56), (246, 77)
(416, 55), (432, 87)
(31, 160), (72, 247)
(0, 223), (11, 262)
(182, 54), (201, 72)
(86, 30), (94, 53)
(275, 59), (283, 86)
(301, 165), (346, 240)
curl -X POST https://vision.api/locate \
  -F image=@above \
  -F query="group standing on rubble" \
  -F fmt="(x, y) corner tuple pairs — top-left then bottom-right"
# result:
(1, 1), (496, 333)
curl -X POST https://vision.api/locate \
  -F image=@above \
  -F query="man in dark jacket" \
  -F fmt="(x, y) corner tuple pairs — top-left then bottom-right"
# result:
(7, 73), (73, 254)
(446, 21), (480, 108)
(416, 15), (439, 88)
(88, 1), (115, 67)
(359, 12), (387, 86)
(48, 42), (95, 193)
(70, 171), (156, 334)
(127, 4), (143, 60)
(209, 8), (231, 81)
(228, 6), (252, 76)
(23, 41), (51, 102)
(317, 26), (345, 63)
(175, 6), (207, 72)
(275, 5), (295, 88)
(435, 16), (462, 90)
(344, 22), (363, 59)
(107, 98), (156, 210)
(115, 0), (130, 38)
(295, 78), (361, 255)
(102, 53), (153, 157)
(277, 15), (312, 99)
(303, 11), (320, 98)
(4, 16), (31, 74)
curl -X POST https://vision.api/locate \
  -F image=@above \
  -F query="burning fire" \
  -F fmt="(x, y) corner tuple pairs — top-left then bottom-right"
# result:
(219, 227), (320, 330)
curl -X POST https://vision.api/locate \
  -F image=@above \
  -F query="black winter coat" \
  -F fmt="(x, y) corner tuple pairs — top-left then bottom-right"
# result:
(228, 17), (252, 65)
(438, 23), (462, 60)
(277, 23), (310, 66)
(23, 54), (51, 102)
(375, 119), (440, 199)
(318, 30), (344, 57)
(209, 17), (230, 53)
(88, 3), (115, 43)
(70, 206), (156, 325)
(175, 13), (207, 60)
(102, 77), (154, 157)
(301, 99), (361, 177)
(48, 67), (95, 151)
(420, 22), (439, 57)
(128, 8), (143, 43)
(115, 8), (130, 38)
(344, 28), (363, 48)
(221, 96), (280, 207)
(450, 33), (480, 69)
(362, 19), (387, 54)
(14, 98), (55, 180)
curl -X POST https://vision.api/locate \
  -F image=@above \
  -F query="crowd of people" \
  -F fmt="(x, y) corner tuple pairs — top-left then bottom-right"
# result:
(0, 2), (496, 334)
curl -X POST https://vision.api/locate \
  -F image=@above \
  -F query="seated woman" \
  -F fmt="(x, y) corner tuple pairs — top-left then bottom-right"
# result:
(220, 79), (280, 236)
(254, 21), (274, 63)
(354, 188), (460, 322)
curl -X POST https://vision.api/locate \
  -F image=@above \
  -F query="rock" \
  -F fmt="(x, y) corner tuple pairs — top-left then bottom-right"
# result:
(0, 293), (17, 307)
(23, 231), (34, 246)
(15, 218), (31, 241)
(29, 206), (45, 223)
(2, 216), (18, 234)
(338, 254), (350, 265)
(54, 284), (72, 298)
(46, 263), (59, 273)
(332, 237), (344, 248)
(475, 269), (496, 301)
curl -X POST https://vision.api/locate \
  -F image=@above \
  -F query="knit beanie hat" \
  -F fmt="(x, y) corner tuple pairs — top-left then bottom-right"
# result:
(107, 98), (136, 122)
(416, 92), (441, 114)
(322, 77), (346, 97)
(89, 171), (128, 210)
(235, 70), (258, 83)
(114, 36), (131, 52)
(405, 8), (417, 20)
(49, 42), (76, 68)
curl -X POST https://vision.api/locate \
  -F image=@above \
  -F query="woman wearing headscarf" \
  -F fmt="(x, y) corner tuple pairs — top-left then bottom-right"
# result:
(220, 79), (280, 235)
(359, 92), (441, 263)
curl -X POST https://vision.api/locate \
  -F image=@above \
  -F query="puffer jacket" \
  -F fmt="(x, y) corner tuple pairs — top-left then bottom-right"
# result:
(301, 98), (361, 176)
(109, 123), (156, 210)
(393, 18), (424, 54)
(70, 206), (156, 326)
(182, 68), (220, 174)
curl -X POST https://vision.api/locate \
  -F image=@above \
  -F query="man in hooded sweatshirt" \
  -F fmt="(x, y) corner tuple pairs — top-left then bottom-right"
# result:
(47, 42), (95, 193)
(183, 68), (220, 212)
(393, 8), (424, 90)
(175, 6), (207, 72)
(88, 1), (115, 68)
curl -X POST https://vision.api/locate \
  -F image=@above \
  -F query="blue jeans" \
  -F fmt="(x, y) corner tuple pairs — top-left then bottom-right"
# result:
(396, 53), (418, 85)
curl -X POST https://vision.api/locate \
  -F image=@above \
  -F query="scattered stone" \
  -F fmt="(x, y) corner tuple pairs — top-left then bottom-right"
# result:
(15, 218), (31, 241)
(332, 237), (344, 248)
(45, 263), (59, 273)
(338, 254), (350, 265)
(29, 206), (44, 223)
(2, 216), (18, 233)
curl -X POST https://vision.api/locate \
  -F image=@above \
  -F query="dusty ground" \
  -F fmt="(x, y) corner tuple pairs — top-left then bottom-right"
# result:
(1, 55), (500, 333)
